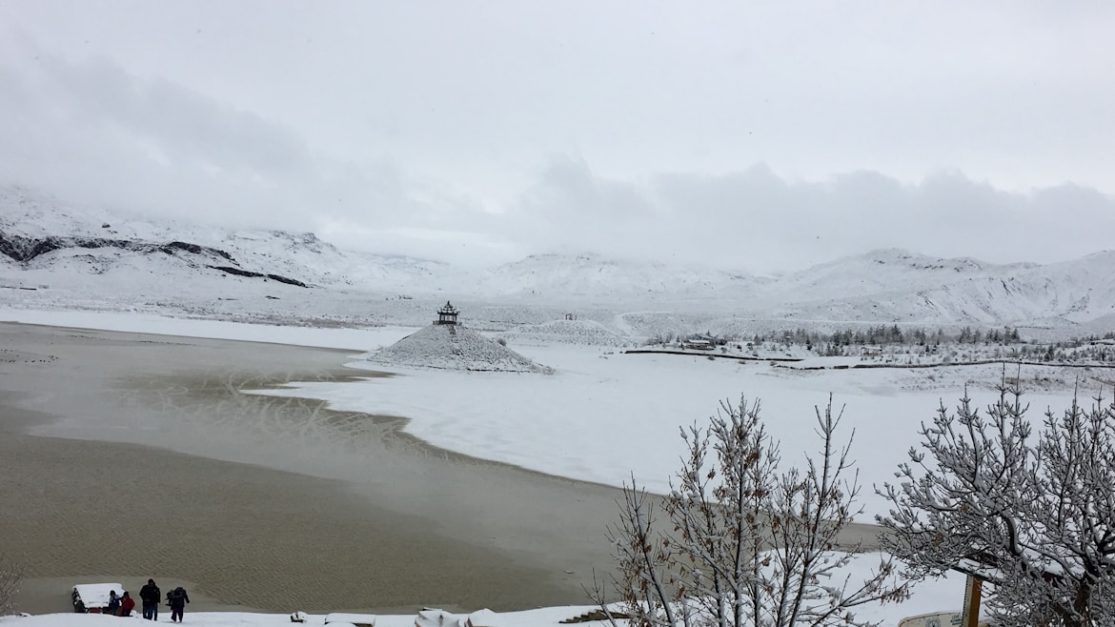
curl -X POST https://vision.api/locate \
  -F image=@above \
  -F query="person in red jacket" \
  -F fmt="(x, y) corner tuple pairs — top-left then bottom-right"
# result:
(118, 591), (136, 617)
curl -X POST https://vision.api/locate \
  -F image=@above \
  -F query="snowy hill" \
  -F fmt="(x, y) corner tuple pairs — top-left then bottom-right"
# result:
(3, 185), (1115, 336)
(368, 324), (550, 372)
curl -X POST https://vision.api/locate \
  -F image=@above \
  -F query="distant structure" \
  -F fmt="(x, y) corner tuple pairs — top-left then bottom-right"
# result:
(435, 301), (460, 326)
(682, 333), (716, 351)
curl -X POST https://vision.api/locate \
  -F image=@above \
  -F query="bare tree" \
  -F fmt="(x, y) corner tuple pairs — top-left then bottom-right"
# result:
(591, 395), (907, 627)
(877, 383), (1115, 626)
(0, 556), (22, 616)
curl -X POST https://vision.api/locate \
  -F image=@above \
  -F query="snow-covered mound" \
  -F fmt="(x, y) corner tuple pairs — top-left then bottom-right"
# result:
(508, 319), (630, 347)
(369, 324), (551, 373)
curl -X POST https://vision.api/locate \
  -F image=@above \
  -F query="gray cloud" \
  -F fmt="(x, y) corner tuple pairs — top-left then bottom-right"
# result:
(1, 2), (1114, 272)
(510, 161), (1115, 273)
(0, 46), (472, 236)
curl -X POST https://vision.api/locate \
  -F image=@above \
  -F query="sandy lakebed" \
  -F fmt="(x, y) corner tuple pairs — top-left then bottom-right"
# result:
(0, 321), (883, 615)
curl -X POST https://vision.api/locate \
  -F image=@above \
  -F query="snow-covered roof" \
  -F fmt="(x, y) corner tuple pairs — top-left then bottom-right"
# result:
(415, 608), (465, 627)
(72, 583), (125, 609)
(464, 609), (499, 626)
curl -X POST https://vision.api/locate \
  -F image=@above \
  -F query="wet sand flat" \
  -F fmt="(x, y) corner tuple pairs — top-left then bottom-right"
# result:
(0, 432), (555, 614)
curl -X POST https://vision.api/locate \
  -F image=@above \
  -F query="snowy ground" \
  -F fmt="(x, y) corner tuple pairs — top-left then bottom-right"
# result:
(0, 553), (972, 625)
(276, 341), (1075, 520)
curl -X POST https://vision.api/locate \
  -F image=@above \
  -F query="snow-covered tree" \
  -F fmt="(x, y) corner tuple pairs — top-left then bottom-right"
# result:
(877, 383), (1115, 626)
(592, 396), (908, 627)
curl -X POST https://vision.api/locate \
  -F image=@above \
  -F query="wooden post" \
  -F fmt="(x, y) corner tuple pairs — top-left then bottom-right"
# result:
(959, 575), (982, 627)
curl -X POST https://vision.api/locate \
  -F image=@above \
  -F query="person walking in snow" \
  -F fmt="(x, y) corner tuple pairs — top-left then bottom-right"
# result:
(167, 586), (190, 623)
(139, 578), (160, 620)
(118, 591), (136, 617)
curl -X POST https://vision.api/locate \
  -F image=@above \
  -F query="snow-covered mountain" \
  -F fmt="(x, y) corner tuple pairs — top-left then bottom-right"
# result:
(3, 186), (1114, 336)
(772, 248), (1036, 303)
(0, 186), (453, 294)
(760, 249), (1115, 329)
(477, 253), (766, 302)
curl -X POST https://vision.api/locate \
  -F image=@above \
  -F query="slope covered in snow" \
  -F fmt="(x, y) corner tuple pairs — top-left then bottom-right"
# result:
(507, 319), (632, 347)
(773, 248), (1033, 303)
(478, 253), (765, 302)
(765, 249), (1115, 328)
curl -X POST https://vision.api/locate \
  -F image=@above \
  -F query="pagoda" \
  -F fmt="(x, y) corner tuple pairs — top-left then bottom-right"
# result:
(435, 301), (460, 326)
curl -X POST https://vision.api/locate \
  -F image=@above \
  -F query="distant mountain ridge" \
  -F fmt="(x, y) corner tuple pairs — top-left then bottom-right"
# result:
(2, 185), (1113, 332)
(0, 186), (452, 293)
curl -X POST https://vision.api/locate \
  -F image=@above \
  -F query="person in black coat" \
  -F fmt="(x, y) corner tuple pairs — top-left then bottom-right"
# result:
(167, 586), (190, 623)
(139, 579), (161, 620)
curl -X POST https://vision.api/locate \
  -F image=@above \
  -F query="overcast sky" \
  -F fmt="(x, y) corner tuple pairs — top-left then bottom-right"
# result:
(1, 1), (1113, 273)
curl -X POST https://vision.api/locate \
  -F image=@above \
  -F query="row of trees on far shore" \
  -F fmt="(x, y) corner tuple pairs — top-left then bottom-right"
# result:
(644, 325), (1115, 365)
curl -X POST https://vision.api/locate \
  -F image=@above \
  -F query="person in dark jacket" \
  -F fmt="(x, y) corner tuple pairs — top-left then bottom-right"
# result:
(105, 590), (120, 615)
(118, 591), (136, 617)
(167, 586), (190, 623)
(139, 579), (161, 620)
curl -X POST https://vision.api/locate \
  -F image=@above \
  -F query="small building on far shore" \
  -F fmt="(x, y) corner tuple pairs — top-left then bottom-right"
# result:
(683, 337), (715, 351)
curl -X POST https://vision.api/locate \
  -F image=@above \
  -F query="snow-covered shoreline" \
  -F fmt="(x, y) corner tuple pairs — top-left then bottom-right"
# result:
(1, 553), (975, 625)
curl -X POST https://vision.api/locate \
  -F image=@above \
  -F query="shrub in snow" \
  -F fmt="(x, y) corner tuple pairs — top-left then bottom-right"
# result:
(0, 556), (22, 616)
(591, 396), (908, 626)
